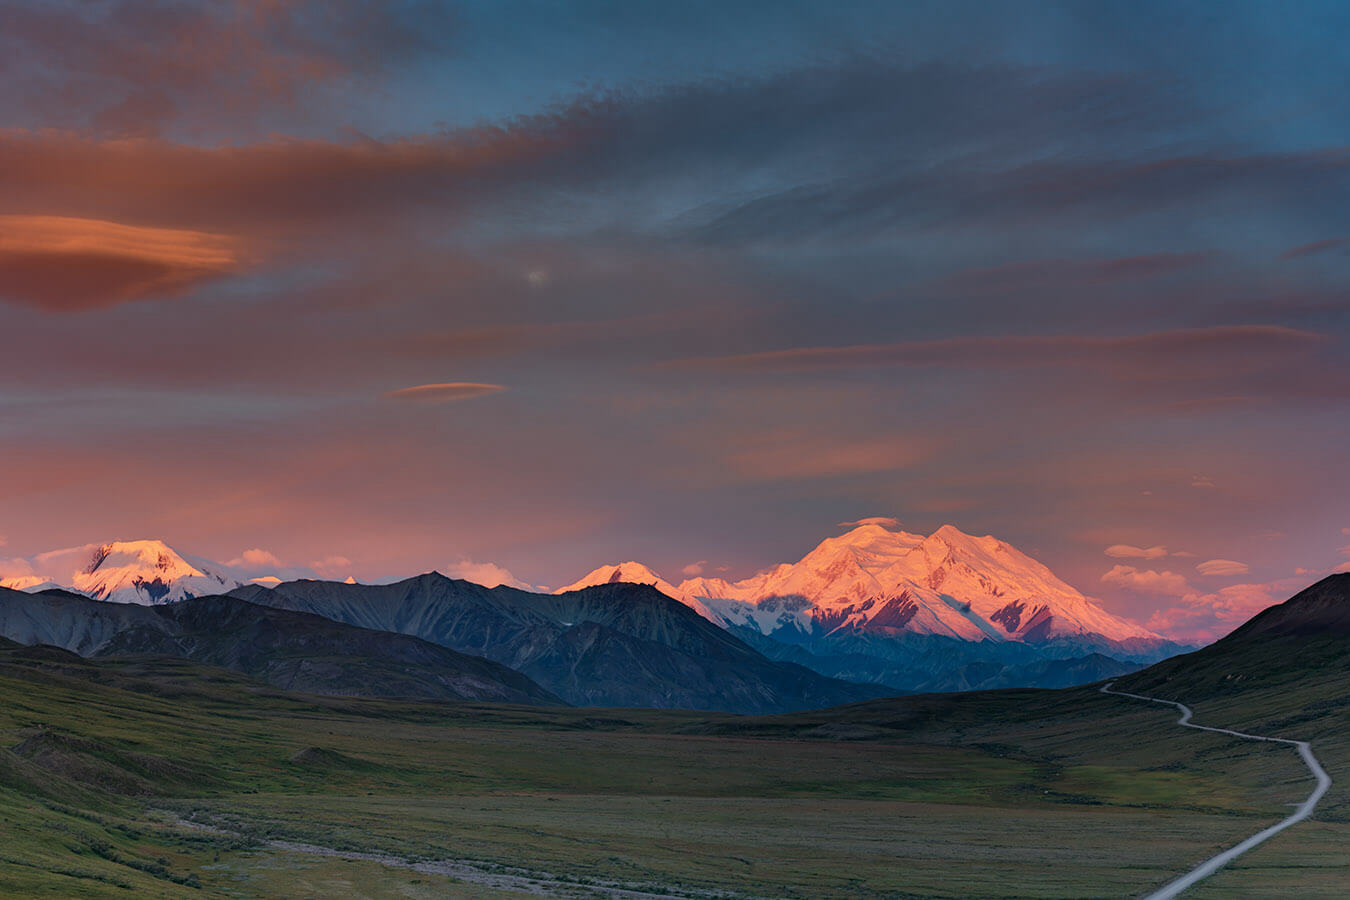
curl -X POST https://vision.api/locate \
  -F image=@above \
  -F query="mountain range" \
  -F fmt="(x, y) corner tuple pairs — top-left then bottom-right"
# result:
(562, 523), (1158, 644)
(0, 586), (560, 705)
(0, 540), (255, 604)
(0, 525), (1191, 703)
(558, 523), (1189, 691)
(228, 575), (889, 712)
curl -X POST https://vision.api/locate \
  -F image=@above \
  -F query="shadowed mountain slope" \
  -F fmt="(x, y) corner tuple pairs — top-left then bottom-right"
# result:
(231, 574), (891, 713)
(0, 587), (560, 705)
(1118, 574), (1350, 703)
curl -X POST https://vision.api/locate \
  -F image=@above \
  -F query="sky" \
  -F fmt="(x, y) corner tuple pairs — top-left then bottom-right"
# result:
(1, 0), (1348, 643)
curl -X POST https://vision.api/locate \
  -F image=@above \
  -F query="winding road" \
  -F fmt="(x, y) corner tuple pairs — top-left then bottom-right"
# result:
(1098, 682), (1332, 900)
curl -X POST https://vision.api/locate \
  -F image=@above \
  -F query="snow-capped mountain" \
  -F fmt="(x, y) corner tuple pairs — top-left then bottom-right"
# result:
(564, 523), (1157, 645)
(0, 540), (250, 605)
(553, 561), (730, 626)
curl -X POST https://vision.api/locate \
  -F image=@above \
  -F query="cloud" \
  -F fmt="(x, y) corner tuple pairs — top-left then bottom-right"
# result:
(1105, 543), (1168, 559)
(444, 558), (530, 590)
(0, 557), (38, 581)
(1190, 474), (1216, 488)
(1196, 558), (1250, 576)
(1145, 582), (1288, 644)
(226, 548), (285, 570)
(695, 146), (1350, 246)
(1340, 544), (1350, 557)
(672, 326), (1323, 376)
(0, 58), (1191, 236)
(1282, 236), (1350, 260)
(723, 434), (932, 482)
(681, 560), (707, 577)
(0, 0), (458, 137)
(382, 382), (507, 403)
(1100, 564), (1192, 597)
(838, 516), (903, 529)
(309, 555), (354, 579)
(0, 215), (240, 310)
(942, 252), (1212, 293)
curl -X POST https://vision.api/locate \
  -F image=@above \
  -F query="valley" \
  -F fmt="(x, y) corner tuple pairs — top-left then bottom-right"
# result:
(0, 572), (1347, 899)
(0, 547), (1346, 898)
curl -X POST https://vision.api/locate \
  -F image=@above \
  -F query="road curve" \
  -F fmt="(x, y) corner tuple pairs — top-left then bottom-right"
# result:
(1098, 682), (1332, 900)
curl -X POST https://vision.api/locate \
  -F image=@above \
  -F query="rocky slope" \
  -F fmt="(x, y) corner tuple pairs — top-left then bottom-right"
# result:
(231, 574), (891, 713)
(0, 586), (560, 705)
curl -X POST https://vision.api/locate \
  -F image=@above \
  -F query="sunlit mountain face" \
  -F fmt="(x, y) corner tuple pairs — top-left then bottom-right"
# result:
(565, 523), (1159, 644)
(2, 1), (1349, 651)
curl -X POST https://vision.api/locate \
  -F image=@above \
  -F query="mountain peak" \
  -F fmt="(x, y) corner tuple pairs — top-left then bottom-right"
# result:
(928, 524), (999, 550)
(83, 540), (201, 577)
(834, 521), (925, 545)
(677, 522), (1157, 645)
(556, 562), (666, 592)
(555, 562), (729, 627)
(63, 539), (243, 605)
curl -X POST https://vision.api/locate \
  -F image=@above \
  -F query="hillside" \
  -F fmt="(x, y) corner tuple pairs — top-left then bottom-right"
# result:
(1119, 574), (1350, 703)
(0, 587), (560, 705)
(0, 622), (1334, 898)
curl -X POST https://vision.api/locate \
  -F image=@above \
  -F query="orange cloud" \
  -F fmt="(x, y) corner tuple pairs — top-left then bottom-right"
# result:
(382, 382), (507, 403)
(0, 215), (240, 310)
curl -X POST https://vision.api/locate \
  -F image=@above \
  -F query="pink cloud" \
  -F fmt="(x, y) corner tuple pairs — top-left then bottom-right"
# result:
(444, 558), (531, 590)
(383, 382), (508, 403)
(226, 548), (285, 569)
(1145, 582), (1293, 644)
(838, 516), (904, 529)
(1101, 564), (1192, 596)
(1196, 558), (1250, 576)
(723, 433), (934, 481)
(1105, 543), (1168, 559)
(309, 555), (354, 579)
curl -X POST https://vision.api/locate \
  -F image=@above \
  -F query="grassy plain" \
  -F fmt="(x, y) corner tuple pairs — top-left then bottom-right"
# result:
(0, 646), (1338, 899)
